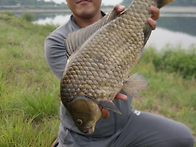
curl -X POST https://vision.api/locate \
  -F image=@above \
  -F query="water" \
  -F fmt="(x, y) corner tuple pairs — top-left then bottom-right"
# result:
(34, 14), (70, 25)
(147, 28), (196, 50)
(33, 7), (196, 50)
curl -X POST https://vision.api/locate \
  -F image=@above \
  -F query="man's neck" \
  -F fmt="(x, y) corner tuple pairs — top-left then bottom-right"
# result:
(72, 11), (101, 28)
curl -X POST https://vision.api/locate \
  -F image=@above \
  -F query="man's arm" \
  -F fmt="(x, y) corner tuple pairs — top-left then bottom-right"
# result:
(101, 5), (160, 119)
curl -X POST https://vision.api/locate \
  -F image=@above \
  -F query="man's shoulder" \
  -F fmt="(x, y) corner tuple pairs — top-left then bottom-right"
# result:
(46, 17), (76, 42)
(49, 22), (71, 40)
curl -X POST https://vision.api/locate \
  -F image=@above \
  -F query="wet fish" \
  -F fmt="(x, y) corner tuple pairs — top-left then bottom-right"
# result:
(60, 0), (175, 134)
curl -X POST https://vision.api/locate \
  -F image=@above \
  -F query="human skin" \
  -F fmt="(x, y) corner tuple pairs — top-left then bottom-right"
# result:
(65, 0), (160, 119)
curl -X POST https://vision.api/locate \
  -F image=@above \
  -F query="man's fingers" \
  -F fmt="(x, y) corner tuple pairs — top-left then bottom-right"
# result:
(101, 108), (110, 119)
(148, 6), (160, 30)
(150, 6), (160, 20)
(114, 4), (125, 17)
(148, 18), (157, 30)
(115, 93), (128, 100)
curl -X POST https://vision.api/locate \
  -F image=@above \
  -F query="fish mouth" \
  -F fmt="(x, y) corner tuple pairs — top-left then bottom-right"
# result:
(76, 0), (92, 4)
(83, 127), (93, 134)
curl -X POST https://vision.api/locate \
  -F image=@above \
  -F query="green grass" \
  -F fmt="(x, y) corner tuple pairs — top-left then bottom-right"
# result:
(0, 12), (195, 146)
(0, 12), (60, 146)
(142, 45), (196, 79)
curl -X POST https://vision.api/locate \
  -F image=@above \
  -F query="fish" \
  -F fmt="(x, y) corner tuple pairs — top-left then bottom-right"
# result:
(60, 0), (175, 134)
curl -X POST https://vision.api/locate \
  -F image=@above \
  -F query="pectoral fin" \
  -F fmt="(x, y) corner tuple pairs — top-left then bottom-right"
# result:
(122, 73), (149, 98)
(98, 100), (122, 115)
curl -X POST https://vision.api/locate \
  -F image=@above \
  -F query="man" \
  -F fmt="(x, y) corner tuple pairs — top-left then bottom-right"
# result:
(45, 0), (195, 146)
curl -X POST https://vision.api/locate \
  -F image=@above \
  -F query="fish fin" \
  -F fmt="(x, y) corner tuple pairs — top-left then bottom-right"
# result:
(122, 73), (149, 98)
(99, 100), (122, 115)
(64, 6), (118, 56)
(157, 0), (175, 9)
(143, 23), (152, 46)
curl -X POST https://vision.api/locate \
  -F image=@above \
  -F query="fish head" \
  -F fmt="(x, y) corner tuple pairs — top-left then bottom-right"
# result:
(65, 97), (102, 134)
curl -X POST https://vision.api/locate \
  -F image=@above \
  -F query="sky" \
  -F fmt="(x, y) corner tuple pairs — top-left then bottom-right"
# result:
(45, 0), (123, 5)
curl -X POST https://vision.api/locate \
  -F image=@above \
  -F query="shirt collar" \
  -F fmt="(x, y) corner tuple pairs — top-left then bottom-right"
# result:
(70, 11), (106, 32)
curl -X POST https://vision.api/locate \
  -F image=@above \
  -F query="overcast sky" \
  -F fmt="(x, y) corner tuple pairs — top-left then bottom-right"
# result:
(45, 0), (123, 5)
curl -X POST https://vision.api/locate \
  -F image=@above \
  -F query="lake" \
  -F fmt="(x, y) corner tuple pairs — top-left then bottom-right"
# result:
(32, 7), (196, 50)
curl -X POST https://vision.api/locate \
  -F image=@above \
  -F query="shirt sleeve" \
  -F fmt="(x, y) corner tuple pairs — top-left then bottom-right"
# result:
(44, 34), (68, 81)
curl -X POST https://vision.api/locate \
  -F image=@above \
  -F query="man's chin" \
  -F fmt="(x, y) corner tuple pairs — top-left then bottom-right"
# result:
(76, 11), (96, 19)
(77, 0), (91, 5)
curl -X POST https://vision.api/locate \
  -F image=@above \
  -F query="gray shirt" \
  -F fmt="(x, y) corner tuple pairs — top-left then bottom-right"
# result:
(44, 13), (134, 137)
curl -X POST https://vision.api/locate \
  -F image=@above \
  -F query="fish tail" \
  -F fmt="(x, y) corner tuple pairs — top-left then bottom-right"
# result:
(156, 0), (175, 8)
(122, 73), (149, 98)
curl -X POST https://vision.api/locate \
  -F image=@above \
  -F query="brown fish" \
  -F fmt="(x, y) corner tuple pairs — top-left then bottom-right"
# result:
(60, 0), (175, 134)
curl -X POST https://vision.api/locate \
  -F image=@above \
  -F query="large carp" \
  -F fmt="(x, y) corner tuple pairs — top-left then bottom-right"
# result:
(60, 0), (175, 134)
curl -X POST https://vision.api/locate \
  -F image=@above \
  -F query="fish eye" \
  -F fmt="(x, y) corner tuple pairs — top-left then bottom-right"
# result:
(76, 119), (83, 126)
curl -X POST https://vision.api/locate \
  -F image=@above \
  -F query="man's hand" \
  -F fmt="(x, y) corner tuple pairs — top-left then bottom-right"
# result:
(148, 6), (160, 30)
(115, 4), (126, 17)
(115, 5), (160, 30)
(101, 5), (160, 119)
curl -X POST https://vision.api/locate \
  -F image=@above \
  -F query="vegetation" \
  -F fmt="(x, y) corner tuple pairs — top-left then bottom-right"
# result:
(0, 12), (195, 146)
(142, 45), (196, 79)
(0, 12), (59, 146)
(20, 12), (35, 22)
(0, 0), (55, 6)
(121, 0), (196, 6)
(4, 10), (14, 16)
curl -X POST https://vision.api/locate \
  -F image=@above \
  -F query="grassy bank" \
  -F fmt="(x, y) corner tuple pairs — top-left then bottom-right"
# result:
(0, 12), (60, 146)
(0, 12), (195, 146)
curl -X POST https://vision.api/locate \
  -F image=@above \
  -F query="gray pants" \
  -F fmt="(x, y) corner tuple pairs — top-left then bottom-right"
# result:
(57, 111), (195, 147)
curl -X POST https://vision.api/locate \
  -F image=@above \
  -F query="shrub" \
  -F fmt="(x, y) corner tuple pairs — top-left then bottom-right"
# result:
(5, 10), (14, 16)
(143, 45), (196, 79)
(20, 12), (35, 22)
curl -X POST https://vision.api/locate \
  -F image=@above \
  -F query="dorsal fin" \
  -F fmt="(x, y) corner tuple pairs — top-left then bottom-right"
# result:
(65, 6), (118, 57)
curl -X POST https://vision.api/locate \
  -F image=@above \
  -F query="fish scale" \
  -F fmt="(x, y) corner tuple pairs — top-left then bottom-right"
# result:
(60, 0), (175, 134)
(64, 3), (145, 99)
